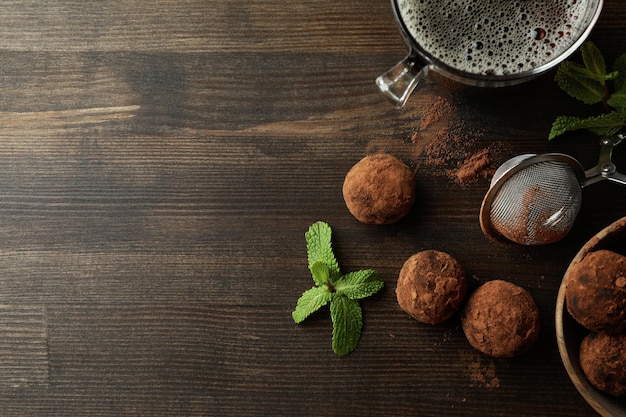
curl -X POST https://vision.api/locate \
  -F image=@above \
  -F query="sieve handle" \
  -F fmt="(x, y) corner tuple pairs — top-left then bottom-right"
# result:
(376, 53), (429, 109)
(583, 135), (626, 187)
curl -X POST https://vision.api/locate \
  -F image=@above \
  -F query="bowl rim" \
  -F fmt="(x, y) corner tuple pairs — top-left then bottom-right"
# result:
(555, 216), (626, 417)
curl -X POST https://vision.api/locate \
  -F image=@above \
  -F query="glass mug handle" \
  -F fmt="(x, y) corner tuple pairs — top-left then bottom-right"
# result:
(376, 53), (429, 108)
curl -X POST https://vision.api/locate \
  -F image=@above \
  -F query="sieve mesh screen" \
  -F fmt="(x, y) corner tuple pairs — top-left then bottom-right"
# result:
(489, 160), (583, 245)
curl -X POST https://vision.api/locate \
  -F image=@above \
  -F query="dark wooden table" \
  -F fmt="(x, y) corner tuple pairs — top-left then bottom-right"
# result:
(0, 1), (625, 416)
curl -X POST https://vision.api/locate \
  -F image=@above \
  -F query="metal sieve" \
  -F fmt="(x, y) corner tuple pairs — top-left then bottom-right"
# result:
(480, 135), (626, 245)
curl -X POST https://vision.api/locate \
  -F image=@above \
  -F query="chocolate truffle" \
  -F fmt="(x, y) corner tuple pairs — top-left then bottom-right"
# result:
(462, 280), (541, 358)
(342, 153), (416, 225)
(566, 250), (626, 334)
(580, 332), (626, 397)
(396, 250), (468, 325)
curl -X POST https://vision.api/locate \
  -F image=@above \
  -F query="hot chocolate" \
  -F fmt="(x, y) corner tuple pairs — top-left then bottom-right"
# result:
(397, 0), (593, 76)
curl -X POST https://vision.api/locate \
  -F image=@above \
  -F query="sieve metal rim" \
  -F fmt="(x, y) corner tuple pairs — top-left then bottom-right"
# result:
(479, 153), (586, 244)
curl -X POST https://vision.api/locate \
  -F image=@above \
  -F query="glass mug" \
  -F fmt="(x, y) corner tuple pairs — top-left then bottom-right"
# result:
(377, 0), (604, 108)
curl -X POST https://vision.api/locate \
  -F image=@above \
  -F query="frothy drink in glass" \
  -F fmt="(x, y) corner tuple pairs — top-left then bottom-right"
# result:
(377, 0), (603, 107)
(397, 0), (591, 76)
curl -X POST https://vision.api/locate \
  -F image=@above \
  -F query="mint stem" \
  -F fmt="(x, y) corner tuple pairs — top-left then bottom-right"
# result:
(602, 82), (611, 113)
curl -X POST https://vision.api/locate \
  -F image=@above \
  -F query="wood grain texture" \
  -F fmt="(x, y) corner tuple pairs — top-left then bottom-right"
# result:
(0, 1), (400, 53)
(0, 304), (48, 388)
(0, 0), (624, 416)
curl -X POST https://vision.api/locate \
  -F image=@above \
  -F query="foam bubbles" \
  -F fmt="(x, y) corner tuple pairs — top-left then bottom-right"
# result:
(398, 0), (593, 76)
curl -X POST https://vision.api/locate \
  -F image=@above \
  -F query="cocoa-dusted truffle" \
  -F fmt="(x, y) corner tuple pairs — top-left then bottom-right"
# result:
(462, 280), (541, 358)
(580, 332), (626, 397)
(396, 250), (468, 325)
(342, 153), (416, 225)
(566, 249), (626, 334)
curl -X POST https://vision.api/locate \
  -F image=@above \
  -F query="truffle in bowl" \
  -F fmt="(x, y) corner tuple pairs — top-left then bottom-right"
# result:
(556, 216), (626, 417)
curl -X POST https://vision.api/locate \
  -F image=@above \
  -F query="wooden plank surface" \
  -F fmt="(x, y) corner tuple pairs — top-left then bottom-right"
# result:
(0, 0), (624, 415)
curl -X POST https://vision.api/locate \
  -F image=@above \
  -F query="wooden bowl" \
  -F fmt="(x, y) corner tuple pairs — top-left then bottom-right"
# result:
(555, 216), (626, 417)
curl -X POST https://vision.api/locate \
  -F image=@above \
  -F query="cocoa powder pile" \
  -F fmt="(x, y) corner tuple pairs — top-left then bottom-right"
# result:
(410, 94), (499, 186)
(365, 89), (502, 186)
(455, 148), (493, 184)
(420, 96), (453, 131)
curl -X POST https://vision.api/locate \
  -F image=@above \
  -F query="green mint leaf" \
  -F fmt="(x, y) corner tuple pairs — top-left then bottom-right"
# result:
(586, 126), (624, 138)
(607, 93), (626, 112)
(292, 286), (332, 324)
(309, 260), (331, 288)
(334, 270), (384, 300)
(549, 115), (581, 139)
(305, 221), (341, 282)
(576, 112), (625, 136)
(330, 295), (362, 355)
(549, 43), (626, 141)
(555, 61), (604, 104)
(613, 53), (626, 92)
(559, 61), (615, 82)
(608, 54), (626, 111)
(581, 41), (607, 77)
(295, 221), (382, 355)
(549, 113), (624, 140)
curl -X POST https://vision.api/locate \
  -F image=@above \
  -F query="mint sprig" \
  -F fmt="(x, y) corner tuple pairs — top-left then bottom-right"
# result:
(549, 42), (626, 140)
(292, 221), (384, 355)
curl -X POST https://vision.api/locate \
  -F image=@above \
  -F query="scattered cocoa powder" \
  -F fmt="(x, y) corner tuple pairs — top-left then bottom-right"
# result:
(366, 91), (506, 187)
(414, 96), (500, 185)
(454, 148), (492, 184)
(469, 358), (500, 389)
(423, 127), (463, 166)
(421, 96), (453, 130)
